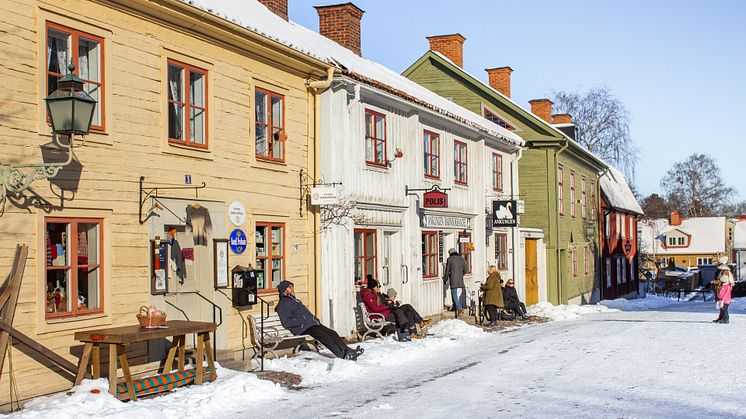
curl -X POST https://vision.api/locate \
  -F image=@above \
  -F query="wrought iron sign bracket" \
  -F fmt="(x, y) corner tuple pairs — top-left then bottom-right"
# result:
(299, 169), (342, 215)
(404, 184), (451, 197)
(139, 176), (207, 224)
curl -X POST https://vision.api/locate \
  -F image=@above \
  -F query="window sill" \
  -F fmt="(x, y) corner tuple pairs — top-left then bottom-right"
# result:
(163, 143), (214, 161)
(38, 312), (111, 335)
(364, 164), (389, 174)
(253, 158), (289, 173)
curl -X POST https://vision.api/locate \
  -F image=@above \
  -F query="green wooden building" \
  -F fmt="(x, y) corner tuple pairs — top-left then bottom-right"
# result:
(403, 34), (607, 304)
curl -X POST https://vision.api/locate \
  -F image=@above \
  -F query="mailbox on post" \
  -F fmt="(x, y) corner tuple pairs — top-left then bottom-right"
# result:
(231, 265), (258, 308)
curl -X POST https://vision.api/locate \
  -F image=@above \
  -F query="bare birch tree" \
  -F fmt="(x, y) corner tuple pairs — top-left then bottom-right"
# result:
(660, 153), (735, 217)
(552, 86), (638, 179)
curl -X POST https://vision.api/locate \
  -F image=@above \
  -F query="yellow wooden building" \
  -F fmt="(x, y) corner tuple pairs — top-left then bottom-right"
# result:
(0, 0), (331, 405)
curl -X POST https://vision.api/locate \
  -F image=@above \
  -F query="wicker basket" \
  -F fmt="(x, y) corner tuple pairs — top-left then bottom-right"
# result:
(137, 305), (167, 328)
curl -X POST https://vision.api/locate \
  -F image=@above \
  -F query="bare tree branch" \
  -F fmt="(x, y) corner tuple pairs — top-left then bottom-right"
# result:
(660, 153), (735, 217)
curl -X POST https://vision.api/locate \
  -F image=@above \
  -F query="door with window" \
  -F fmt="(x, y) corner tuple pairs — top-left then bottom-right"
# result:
(354, 229), (377, 287)
(382, 231), (402, 295)
(524, 238), (539, 306)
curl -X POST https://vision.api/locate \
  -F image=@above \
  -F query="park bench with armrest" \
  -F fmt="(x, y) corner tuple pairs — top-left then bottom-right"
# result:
(248, 313), (319, 359)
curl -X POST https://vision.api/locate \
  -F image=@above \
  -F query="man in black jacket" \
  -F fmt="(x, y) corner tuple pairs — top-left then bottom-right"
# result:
(275, 280), (363, 360)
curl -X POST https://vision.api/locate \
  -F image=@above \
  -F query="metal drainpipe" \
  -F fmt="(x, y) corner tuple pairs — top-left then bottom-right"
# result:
(554, 139), (570, 303)
(596, 166), (610, 299)
(511, 147), (524, 289)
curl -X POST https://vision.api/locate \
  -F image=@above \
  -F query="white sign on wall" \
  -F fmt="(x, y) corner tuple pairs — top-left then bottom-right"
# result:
(422, 214), (471, 229)
(228, 201), (246, 227)
(311, 186), (340, 205)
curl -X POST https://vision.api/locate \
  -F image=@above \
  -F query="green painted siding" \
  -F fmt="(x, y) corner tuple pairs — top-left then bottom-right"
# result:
(404, 52), (606, 304)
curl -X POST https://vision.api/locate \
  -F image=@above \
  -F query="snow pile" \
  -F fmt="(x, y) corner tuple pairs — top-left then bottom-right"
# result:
(600, 294), (680, 311)
(528, 302), (617, 321)
(730, 297), (746, 311)
(427, 319), (484, 338)
(13, 365), (284, 418)
(261, 353), (365, 385)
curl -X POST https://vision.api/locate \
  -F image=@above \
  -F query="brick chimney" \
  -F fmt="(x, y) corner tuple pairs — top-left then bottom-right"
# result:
(427, 34), (466, 68)
(485, 67), (512, 98)
(258, 0), (288, 20)
(529, 99), (553, 123)
(552, 114), (572, 124)
(315, 3), (365, 56)
(670, 211), (682, 226)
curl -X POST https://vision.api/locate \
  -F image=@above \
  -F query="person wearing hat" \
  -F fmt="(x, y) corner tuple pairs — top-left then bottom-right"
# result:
(714, 257), (734, 324)
(384, 288), (431, 331)
(276, 280), (364, 360)
(360, 277), (426, 340)
(444, 248), (468, 317)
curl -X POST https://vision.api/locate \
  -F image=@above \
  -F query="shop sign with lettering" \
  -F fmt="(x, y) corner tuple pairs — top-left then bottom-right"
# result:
(423, 190), (448, 208)
(311, 186), (340, 205)
(229, 229), (247, 254)
(492, 200), (518, 227)
(422, 214), (471, 229)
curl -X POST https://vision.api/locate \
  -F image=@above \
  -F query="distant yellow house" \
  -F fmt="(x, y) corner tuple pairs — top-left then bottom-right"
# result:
(0, 0), (331, 405)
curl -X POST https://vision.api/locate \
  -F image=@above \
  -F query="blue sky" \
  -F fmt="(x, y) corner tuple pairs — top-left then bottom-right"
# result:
(290, 0), (746, 200)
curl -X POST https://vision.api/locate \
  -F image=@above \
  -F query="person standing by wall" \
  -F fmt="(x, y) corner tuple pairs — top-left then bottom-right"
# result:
(480, 265), (504, 326)
(444, 248), (467, 317)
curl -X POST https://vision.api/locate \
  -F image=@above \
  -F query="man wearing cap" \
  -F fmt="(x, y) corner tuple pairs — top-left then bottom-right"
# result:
(276, 280), (363, 360)
(444, 248), (468, 317)
(360, 277), (427, 340)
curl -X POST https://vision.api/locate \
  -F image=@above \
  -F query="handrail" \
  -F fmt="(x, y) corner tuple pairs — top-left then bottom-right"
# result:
(165, 291), (222, 362)
(163, 299), (196, 349)
(255, 295), (274, 372)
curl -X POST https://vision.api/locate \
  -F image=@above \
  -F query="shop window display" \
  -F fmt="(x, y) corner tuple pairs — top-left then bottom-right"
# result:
(45, 219), (103, 319)
(256, 223), (284, 291)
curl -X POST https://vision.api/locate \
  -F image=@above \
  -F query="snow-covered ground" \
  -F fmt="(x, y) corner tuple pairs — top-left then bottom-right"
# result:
(7, 296), (746, 418)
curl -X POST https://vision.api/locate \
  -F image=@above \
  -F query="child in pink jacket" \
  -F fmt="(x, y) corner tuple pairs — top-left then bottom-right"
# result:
(715, 265), (734, 324)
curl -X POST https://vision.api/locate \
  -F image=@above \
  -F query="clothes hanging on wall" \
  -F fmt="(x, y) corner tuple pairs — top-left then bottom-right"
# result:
(170, 238), (186, 284)
(186, 204), (213, 246)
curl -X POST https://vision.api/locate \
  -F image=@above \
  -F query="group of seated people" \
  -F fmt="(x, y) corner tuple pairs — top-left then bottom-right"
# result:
(480, 265), (528, 326)
(360, 275), (430, 341)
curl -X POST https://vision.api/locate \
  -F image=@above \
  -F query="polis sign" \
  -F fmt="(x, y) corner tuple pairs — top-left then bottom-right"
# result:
(423, 190), (448, 208)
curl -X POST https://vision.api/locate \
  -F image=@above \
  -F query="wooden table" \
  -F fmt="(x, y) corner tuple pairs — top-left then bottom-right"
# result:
(74, 320), (217, 401)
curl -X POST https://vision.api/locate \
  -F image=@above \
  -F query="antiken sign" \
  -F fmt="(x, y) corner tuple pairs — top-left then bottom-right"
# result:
(423, 190), (448, 208)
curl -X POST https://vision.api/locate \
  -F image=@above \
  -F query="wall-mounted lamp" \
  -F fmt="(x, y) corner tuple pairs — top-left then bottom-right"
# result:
(1, 63), (96, 214)
(387, 148), (404, 167)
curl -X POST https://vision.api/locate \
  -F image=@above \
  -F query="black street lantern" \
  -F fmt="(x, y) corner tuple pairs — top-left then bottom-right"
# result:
(44, 63), (97, 136)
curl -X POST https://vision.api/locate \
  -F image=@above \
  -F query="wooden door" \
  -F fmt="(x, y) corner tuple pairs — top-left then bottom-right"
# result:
(525, 239), (539, 306)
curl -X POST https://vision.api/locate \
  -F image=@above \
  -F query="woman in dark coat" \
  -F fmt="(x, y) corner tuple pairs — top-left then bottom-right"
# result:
(503, 279), (528, 319)
(480, 266), (504, 326)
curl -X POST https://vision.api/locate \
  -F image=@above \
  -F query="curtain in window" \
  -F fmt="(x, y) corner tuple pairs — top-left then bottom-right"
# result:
(168, 65), (183, 140)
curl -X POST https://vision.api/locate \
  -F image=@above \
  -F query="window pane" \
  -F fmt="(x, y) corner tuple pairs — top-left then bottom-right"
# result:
(46, 269), (70, 314)
(271, 226), (283, 256)
(375, 139), (384, 163)
(272, 127), (283, 159)
(365, 112), (374, 137)
(354, 233), (363, 257)
(77, 223), (99, 265)
(47, 222), (70, 266)
(375, 115), (384, 139)
(255, 259), (265, 289)
(47, 29), (70, 75)
(272, 258), (282, 288)
(256, 124), (268, 156)
(255, 226), (266, 256)
(365, 137), (374, 162)
(190, 106), (205, 145)
(255, 91), (267, 123)
(77, 266), (99, 310)
(365, 257), (375, 278)
(83, 82), (102, 126)
(168, 64), (183, 102)
(271, 95), (283, 128)
(365, 233), (375, 258)
(431, 156), (439, 176)
(190, 70), (205, 107)
(169, 103), (184, 140)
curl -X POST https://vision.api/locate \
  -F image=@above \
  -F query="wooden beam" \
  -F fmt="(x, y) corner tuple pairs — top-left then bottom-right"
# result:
(0, 321), (79, 376)
(0, 244), (30, 377)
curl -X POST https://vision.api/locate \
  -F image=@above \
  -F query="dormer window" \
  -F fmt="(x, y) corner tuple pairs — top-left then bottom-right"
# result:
(668, 237), (676, 246)
(678, 237), (685, 246)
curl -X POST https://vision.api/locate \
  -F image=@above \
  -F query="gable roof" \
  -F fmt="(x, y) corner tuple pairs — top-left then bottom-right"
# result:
(177, 0), (523, 147)
(403, 50), (606, 169)
(600, 166), (643, 215)
(639, 217), (726, 255)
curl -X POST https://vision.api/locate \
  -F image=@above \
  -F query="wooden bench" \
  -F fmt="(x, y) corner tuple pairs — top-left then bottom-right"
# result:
(74, 320), (216, 401)
(248, 313), (318, 359)
(355, 302), (394, 341)
(676, 289), (712, 302)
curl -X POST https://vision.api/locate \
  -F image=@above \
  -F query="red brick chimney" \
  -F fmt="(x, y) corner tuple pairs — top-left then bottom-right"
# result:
(427, 34), (466, 68)
(670, 211), (682, 226)
(258, 0), (288, 20)
(485, 67), (512, 98)
(552, 114), (572, 124)
(529, 99), (553, 123)
(315, 3), (365, 56)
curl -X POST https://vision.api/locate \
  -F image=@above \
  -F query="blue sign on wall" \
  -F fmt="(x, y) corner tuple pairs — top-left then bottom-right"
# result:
(229, 229), (247, 254)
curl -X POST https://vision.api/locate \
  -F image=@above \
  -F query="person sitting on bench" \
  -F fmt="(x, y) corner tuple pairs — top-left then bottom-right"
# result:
(385, 287), (431, 329)
(360, 277), (423, 341)
(276, 280), (363, 361)
(503, 279), (528, 320)
(480, 265), (505, 326)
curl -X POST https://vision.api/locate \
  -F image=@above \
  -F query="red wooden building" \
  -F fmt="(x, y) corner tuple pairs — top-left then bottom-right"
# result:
(599, 168), (644, 300)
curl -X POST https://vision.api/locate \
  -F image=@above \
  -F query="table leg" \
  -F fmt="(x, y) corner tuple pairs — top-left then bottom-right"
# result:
(177, 335), (185, 371)
(74, 342), (93, 385)
(118, 344), (137, 402)
(108, 344), (117, 397)
(202, 332), (216, 381)
(161, 336), (179, 374)
(195, 333), (204, 385)
(92, 344), (101, 379)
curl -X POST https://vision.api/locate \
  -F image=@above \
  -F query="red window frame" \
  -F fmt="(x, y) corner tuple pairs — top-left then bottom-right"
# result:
(570, 171), (576, 218)
(492, 153), (503, 192)
(167, 59), (209, 149)
(365, 109), (387, 167)
(558, 166), (564, 215)
(572, 248), (578, 277)
(424, 130), (440, 179)
(483, 108), (515, 131)
(354, 229), (377, 286)
(458, 231), (472, 274)
(46, 21), (105, 132)
(255, 87), (286, 163)
(581, 177), (587, 219)
(590, 181), (596, 221)
(584, 246), (590, 275)
(422, 231), (439, 278)
(45, 217), (104, 320)
(454, 140), (468, 185)
(255, 222), (285, 293)
(495, 233), (508, 270)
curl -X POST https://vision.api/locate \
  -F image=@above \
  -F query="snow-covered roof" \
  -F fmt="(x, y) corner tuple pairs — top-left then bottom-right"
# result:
(178, 0), (523, 147)
(733, 220), (746, 249)
(639, 217), (726, 255)
(600, 166), (643, 215)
